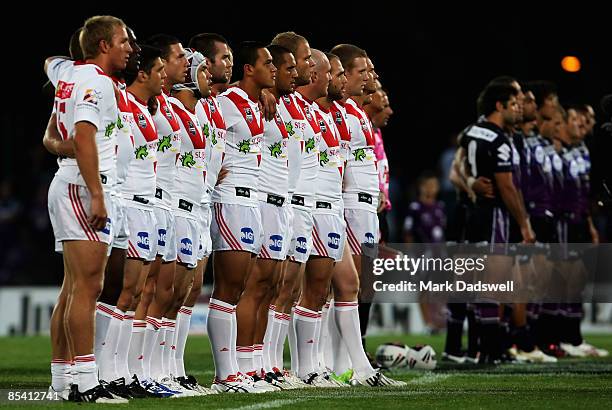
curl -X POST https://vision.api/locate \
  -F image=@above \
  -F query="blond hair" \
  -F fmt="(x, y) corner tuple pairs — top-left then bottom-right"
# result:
(80, 15), (126, 59)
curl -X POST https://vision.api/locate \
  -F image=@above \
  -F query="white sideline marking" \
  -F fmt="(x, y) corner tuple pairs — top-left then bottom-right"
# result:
(408, 373), (451, 385)
(230, 399), (308, 410)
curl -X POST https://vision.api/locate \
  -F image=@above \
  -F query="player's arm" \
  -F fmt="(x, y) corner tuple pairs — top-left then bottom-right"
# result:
(587, 215), (599, 244)
(44, 56), (69, 75)
(42, 113), (75, 158)
(455, 146), (495, 199)
(494, 171), (534, 243)
(260, 88), (277, 121)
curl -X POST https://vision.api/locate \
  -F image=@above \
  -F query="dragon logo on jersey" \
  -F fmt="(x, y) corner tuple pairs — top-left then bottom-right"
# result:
(269, 142), (282, 158)
(104, 122), (116, 138)
(135, 145), (149, 160)
(202, 123), (210, 138)
(83, 89), (101, 105)
(305, 137), (316, 153)
(238, 139), (251, 154)
(319, 150), (329, 166)
(137, 113), (147, 129)
(117, 114), (124, 129)
(187, 120), (197, 136)
(318, 119), (327, 133)
(211, 130), (218, 146)
(353, 148), (366, 161)
(285, 121), (295, 136)
(245, 107), (254, 123)
(180, 151), (196, 168)
(157, 135), (172, 152)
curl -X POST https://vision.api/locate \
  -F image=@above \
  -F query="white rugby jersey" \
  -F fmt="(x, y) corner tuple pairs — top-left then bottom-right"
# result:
(342, 98), (379, 212)
(278, 94), (307, 197)
(120, 92), (158, 202)
(195, 97), (222, 205)
(201, 96), (227, 196)
(46, 57), (76, 88)
(258, 101), (290, 201)
(330, 101), (352, 164)
(213, 87), (263, 206)
(114, 80), (134, 190)
(53, 63), (118, 191)
(152, 92), (182, 209)
(312, 102), (343, 210)
(170, 98), (206, 208)
(292, 91), (322, 209)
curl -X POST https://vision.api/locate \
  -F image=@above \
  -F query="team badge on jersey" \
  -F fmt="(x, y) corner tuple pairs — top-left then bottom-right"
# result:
(55, 81), (74, 99)
(208, 99), (216, 113)
(83, 89), (101, 105)
(164, 105), (174, 120)
(335, 111), (343, 125)
(245, 107), (254, 123)
(318, 119), (327, 133)
(269, 142), (282, 158)
(137, 113), (147, 129)
(282, 96), (291, 104)
(187, 120), (197, 136)
(180, 152), (196, 167)
(238, 139), (251, 154)
(135, 145), (149, 160)
(359, 117), (368, 131)
(305, 137), (316, 153)
(319, 150), (329, 166)
(304, 106), (312, 121)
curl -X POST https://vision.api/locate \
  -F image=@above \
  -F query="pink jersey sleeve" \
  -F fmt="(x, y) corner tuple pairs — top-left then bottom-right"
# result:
(373, 128), (391, 210)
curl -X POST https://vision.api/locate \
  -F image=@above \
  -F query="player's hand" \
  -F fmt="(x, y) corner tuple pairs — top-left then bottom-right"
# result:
(216, 166), (229, 185)
(260, 89), (277, 121)
(377, 191), (387, 213)
(471, 177), (494, 198)
(590, 224), (600, 244)
(521, 221), (536, 244)
(88, 194), (108, 231)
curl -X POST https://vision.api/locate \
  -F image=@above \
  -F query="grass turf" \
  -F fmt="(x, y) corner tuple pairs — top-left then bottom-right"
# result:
(1, 333), (611, 408)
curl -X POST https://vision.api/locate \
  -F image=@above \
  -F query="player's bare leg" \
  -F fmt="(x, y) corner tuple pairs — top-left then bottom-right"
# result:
(50, 254), (74, 397)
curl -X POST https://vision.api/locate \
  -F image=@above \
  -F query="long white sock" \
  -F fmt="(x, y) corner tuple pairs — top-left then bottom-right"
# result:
(128, 320), (146, 381)
(170, 324), (178, 377)
(143, 317), (161, 380)
(275, 312), (290, 371)
(334, 301), (374, 378)
(94, 302), (114, 358)
(319, 303), (330, 372)
(237, 346), (254, 374)
(294, 306), (320, 378)
(51, 359), (72, 392)
(262, 306), (276, 373)
(176, 307), (192, 378)
(289, 306), (299, 374)
(162, 319), (175, 377)
(149, 323), (166, 381)
(230, 307), (239, 374)
(115, 311), (134, 382)
(253, 344), (264, 375)
(74, 354), (98, 393)
(313, 313), (323, 373)
(207, 298), (235, 381)
(329, 301), (351, 374)
(98, 307), (123, 382)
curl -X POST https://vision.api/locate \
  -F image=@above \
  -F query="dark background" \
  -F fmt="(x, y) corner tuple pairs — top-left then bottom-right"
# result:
(2, 6), (612, 285)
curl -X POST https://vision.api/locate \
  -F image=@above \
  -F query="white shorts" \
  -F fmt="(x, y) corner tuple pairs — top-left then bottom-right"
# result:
(154, 206), (177, 262)
(110, 195), (129, 251)
(48, 177), (113, 251)
(198, 204), (213, 260)
(311, 212), (345, 261)
(175, 211), (201, 269)
(344, 208), (379, 255)
(287, 206), (314, 263)
(258, 201), (290, 260)
(211, 202), (263, 254)
(125, 205), (157, 261)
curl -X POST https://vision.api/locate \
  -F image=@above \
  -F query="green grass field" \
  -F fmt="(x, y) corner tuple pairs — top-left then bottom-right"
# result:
(1, 333), (611, 408)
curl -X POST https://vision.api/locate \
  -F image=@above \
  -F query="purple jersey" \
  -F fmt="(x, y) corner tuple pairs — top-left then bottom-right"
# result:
(403, 200), (446, 243)
(557, 144), (583, 222)
(524, 134), (555, 217)
(507, 133), (522, 191)
(576, 142), (591, 218)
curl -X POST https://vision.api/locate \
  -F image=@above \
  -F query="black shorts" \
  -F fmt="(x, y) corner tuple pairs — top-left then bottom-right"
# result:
(467, 205), (509, 246)
(531, 215), (557, 243)
(447, 198), (472, 242)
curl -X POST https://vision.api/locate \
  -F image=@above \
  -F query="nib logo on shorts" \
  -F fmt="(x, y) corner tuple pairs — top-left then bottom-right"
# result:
(328, 233), (341, 250)
(365, 233), (375, 244)
(241, 227), (255, 244)
(101, 218), (111, 235)
(180, 238), (193, 255)
(137, 232), (150, 250)
(269, 235), (283, 252)
(296, 237), (307, 254)
(158, 229), (167, 247)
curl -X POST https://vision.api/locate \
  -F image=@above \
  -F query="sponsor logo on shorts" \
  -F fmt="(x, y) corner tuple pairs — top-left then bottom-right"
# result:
(158, 229), (167, 247)
(180, 238), (193, 255)
(296, 237), (307, 254)
(365, 232), (375, 244)
(328, 233), (341, 250)
(241, 228), (255, 244)
(137, 232), (150, 250)
(101, 218), (111, 235)
(269, 235), (283, 252)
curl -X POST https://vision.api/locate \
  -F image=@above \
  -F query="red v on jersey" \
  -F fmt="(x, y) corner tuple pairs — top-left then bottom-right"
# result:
(314, 111), (338, 148)
(274, 112), (289, 139)
(281, 95), (305, 120)
(224, 90), (263, 136)
(129, 100), (158, 142)
(330, 103), (351, 143)
(204, 97), (226, 129)
(171, 103), (206, 149)
(157, 95), (181, 132)
(294, 96), (321, 134)
(345, 102), (375, 146)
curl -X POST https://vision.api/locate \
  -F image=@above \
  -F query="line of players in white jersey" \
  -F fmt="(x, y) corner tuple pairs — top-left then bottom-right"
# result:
(42, 15), (403, 403)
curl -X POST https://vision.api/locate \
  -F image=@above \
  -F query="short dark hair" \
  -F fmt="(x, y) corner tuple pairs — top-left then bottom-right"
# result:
(267, 44), (292, 68)
(145, 33), (181, 60)
(524, 80), (557, 108)
(325, 52), (339, 65)
(69, 27), (84, 60)
(330, 44), (367, 71)
(188, 33), (229, 62)
(270, 32), (306, 55)
(477, 84), (519, 117)
(487, 75), (518, 87)
(233, 41), (267, 81)
(124, 45), (161, 86)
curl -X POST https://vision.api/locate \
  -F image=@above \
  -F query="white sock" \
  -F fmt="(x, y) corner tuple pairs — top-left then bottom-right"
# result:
(294, 306), (320, 378)
(334, 301), (374, 378)
(237, 346), (254, 375)
(128, 320), (146, 381)
(230, 307), (239, 375)
(176, 307), (192, 378)
(319, 304), (330, 372)
(170, 324), (178, 377)
(94, 302), (114, 358)
(313, 313), (323, 373)
(289, 306), (299, 374)
(328, 301), (350, 374)
(74, 354), (98, 393)
(275, 313), (290, 371)
(115, 311), (134, 382)
(97, 307), (123, 382)
(262, 307), (276, 373)
(149, 322), (166, 381)
(207, 298), (236, 381)
(143, 317), (161, 380)
(253, 344), (264, 375)
(162, 319), (176, 377)
(50, 360), (72, 392)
